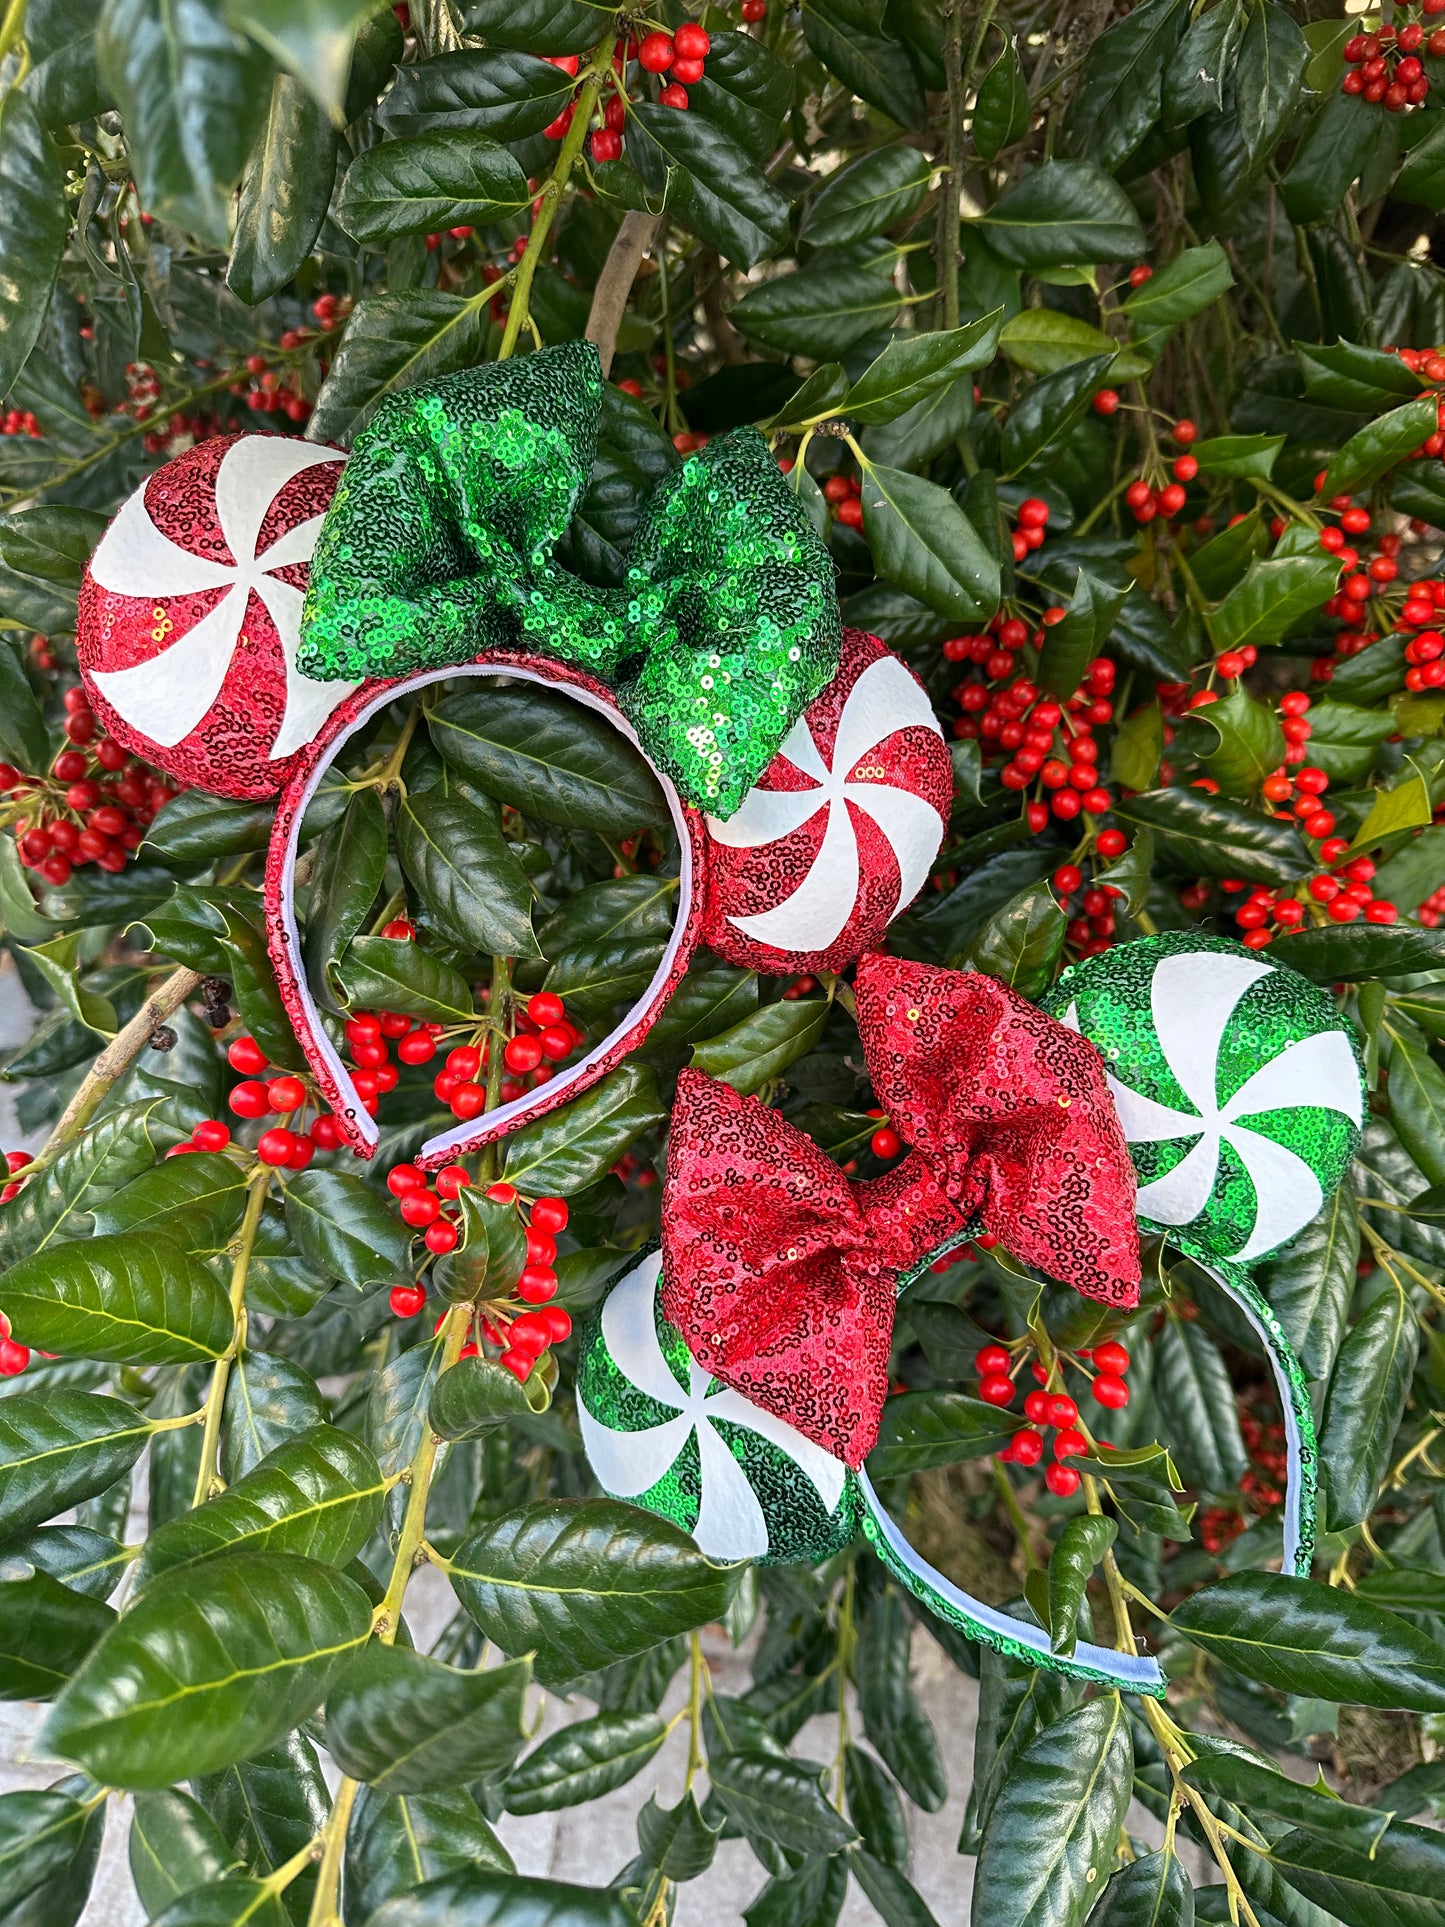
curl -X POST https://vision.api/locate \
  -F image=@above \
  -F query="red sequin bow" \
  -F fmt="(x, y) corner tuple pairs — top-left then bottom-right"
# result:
(661, 954), (1141, 1467)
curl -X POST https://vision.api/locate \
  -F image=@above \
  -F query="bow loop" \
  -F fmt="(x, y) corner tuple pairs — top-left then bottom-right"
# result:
(297, 342), (840, 815)
(855, 953), (1141, 1306)
(661, 1070), (963, 1466)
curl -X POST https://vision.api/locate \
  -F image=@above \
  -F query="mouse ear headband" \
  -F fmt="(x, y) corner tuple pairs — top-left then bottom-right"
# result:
(581, 936), (1366, 1698)
(76, 344), (954, 1162)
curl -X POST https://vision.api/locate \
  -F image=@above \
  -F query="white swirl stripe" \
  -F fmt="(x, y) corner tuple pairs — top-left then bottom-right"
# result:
(579, 1253), (847, 1562)
(706, 653), (944, 952)
(89, 438), (356, 758)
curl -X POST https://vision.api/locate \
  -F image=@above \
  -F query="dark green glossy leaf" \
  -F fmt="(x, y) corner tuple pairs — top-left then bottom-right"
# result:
(222, 0), (378, 122)
(502, 1063), (666, 1196)
(1324, 396), (1441, 498)
(1153, 1315), (1248, 1493)
(310, 292), (494, 444)
(143, 791), (277, 862)
(0, 1098), (187, 1268)
(147, 1878), (289, 1926)
(339, 132), (531, 243)
(1210, 552), (1340, 654)
(222, 1351), (329, 1484)
(0, 94), (68, 399)
(627, 103), (789, 270)
(346, 1785), (513, 1921)
(1256, 1185), (1357, 1381)
(337, 935), (476, 1025)
(326, 1646), (530, 1793)
(1090, 1849), (1194, 1927)
(0, 1525), (127, 1602)
(1266, 1821), (1445, 1927)
(449, 1498), (739, 1687)
(0, 1391), (150, 1541)
(282, 1170), (409, 1294)
(709, 1751), (859, 1857)
(302, 787), (388, 1012)
(96, 0), (270, 246)
(44, 1552), (373, 1787)
(367, 1335), (445, 1478)
(1385, 1022), (1445, 1187)
(975, 162), (1145, 267)
(686, 31), (790, 163)
(801, 146), (932, 247)
(1001, 356), (1115, 478)
(1269, 922), (1445, 982)
(1038, 570), (1130, 699)
(845, 313), (1003, 425)
(433, 1188), (529, 1308)
(973, 1696), (1133, 1927)
(1047, 1516), (1116, 1657)
(135, 1427), (384, 1589)
(975, 38), (1029, 161)
(504, 1710), (667, 1813)
(963, 880), (1065, 997)
(731, 268), (903, 358)
(801, 0), (924, 130)
(0, 1573), (114, 1700)
(1112, 786), (1309, 885)
(429, 685), (666, 835)
(1185, 684), (1286, 797)
(366, 1867), (636, 1927)
(1320, 1280), (1419, 1532)
(3, 1233), (234, 1366)
(862, 462), (1001, 622)
(635, 1790), (721, 1879)
(1182, 1753), (1392, 1856)
(1234, 0), (1306, 170)
(690, 999), (829, 1095)
(457, 0), (616, 55)
(191, 1729), (328, 1922)
(1061, 0), (1189, 176)
(400, 782), (541, 955)
(379, 50), (573, 139)
(1122, 241), (1234, 331)
(92, 1153), (248, 1253)
(870, 1395), (1017, 1479)
(744, 1854), (848, 1926)
(0, 1792), (93, 1912)
(1170, 1571), (1445, 1710)
(227, 73), (338, 305)
(129, 1789), (242, 1919)
(844, 1746), (908, 1870)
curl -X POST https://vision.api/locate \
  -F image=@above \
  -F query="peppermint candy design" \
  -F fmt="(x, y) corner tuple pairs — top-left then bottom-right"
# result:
(1055, 933), (1364, 1267)
(78, 435), (357, 799)
(701, 629), (952, 973)
(577, 1251), (856, 1564)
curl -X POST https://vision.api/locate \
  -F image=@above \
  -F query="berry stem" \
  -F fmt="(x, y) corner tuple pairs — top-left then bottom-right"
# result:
(14, 965), (201, 1180)
(990, 1456), (1040, 1571)
(480, 953), (514, 1181)
(190, 1166), (271, 1508)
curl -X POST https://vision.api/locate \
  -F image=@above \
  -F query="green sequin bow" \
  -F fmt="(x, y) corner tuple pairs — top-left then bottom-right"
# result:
(296, 341), (841, 816)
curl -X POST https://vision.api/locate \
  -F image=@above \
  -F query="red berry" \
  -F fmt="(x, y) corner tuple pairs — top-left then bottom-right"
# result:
(400, 1189), (441, 1227)
(390, 1284), (427, 1318)
(510, 1312), (551, 1356)
(1045, 1393), (1077, 1429)
(541, 1305), (573, 1343)
(671, 55), (704, 82)
(518, 1263), (559, 1302)
(446, 1045), (481, 1078)
(1092, 1339), (1129, 1374)
(286, 1136), (315, 1171)
(0, 1337), (29, 1377)
(397, 1030), (436, 1064)
(741, 0), (765, 17)
(435, 1164), (471, 1200)
(387, 1162), (426, 1196)
(532, 1196), (569, 1234)
(658, 82), (689, 107)
(870, 1126), (902, 1159)
(1053, 1428), (1087, 1461)
(504, 1033), (543, 1074)
(539, 1024), (573, 1061)
(227, 1035), (267, 1075)
(590, 128), (622, 163)
(674, 21), (710, 58)
(528, 991), (565, 1026)
(228, 1080), (270, 1118)
(487, 1182), (518, 1204)
(975, 1344), (1011, 1376)
(1024, 1389), (1051, 1424)
(1093, 389), (1119, 416)
(311, 1115), (343, 1150)
(449, 1082), (486, 1120)
(526, 1226), (557, 1266)
(257, 1127), (298, 1166)
(1093, 1373), (1130, 1409)
(1045, 1464), (1080, 1497)
(192, 1120), (230, 1152)
(424, 1219), (458, 1254)
(1010, 1428), (1045, 1466)
(979, 1373), (1015, 1406)
(266, 1074), (306, 1114)
(638, 29), (674, 69)
(500, 1348), (533, 1381)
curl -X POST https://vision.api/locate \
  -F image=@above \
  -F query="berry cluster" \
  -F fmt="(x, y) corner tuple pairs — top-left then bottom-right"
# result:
(1053, 858), (1128, 960)
(542, 20), (712, 164)
(1121, 420), (1200, 525)
(0, 407), (41, 438)
(423, 988), (584, 1124)
(1341, 14), (1443, 110)
(1008, 493), (1051, 564)
(1416, 879), (1445, 926)
(979, 1338), (1132, 1497)
(947, 635), (1119, 833)
(1211, 850), (1398, 950)
(0, 687), (179, 891)
(387, 1180), (573, 1381)
(824, 470), (864, 531)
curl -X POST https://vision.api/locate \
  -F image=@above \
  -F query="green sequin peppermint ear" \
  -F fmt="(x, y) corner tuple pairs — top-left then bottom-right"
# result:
(296, 340), (841, 816)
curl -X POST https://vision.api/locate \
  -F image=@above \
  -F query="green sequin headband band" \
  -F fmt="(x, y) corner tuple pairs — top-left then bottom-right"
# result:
(295, 340), (842, 817)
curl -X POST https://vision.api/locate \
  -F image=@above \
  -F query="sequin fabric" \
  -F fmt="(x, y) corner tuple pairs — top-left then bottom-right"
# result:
(576, 1251), (858, 1564)
(298, 341), (840, 817)
(661, 1069), (964, 1465)
(77, 435), (344, 799)
(855, 954), (1142, 1305)
(1045, 931), (1363, 1268)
